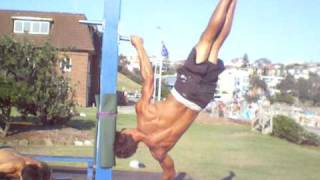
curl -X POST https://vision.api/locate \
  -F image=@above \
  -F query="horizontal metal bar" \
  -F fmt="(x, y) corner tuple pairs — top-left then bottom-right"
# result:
(28, 155), (94, 164)
(119, 35), (130, 42)
(79, 20), (104, 26)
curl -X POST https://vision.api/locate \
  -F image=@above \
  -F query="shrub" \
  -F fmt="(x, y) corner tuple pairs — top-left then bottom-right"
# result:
(272, 115), (320, 146)
(161, 82), (171, 99)
(0, 36), (75, 131)
(269, 93), (295, 105)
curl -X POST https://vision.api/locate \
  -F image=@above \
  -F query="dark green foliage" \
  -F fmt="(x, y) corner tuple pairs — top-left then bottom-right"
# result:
(161, 82), (171, 99)
(245, 75), (269, 103)
(251, 75), (268, 92)
(272, 115), (320, 146)
(277, 75), (295, 94)
(241, 53), (249, 68)
(269, 93), (295, 105)
(0, 36), (75, 136)
(296, 78), (310, 102)
(0, 78), (17, 136)
(254, 58), (272, 68)
(277, 73), (320, 106)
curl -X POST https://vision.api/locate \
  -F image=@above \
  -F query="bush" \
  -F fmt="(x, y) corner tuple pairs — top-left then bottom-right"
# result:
(269, 93), (295, 105)
(161, 82), (171, 99)
(0, 36), (75, 130)
(272, 115), (320, 146)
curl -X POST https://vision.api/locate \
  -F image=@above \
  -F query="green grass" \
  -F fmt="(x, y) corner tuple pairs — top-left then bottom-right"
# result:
(117, 73), (141, 92)
(114, 114), (320, 180)
(11, 108), (320, 180)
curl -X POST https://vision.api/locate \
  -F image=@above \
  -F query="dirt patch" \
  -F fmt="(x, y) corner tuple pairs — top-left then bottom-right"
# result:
(1, 126), (94, 146)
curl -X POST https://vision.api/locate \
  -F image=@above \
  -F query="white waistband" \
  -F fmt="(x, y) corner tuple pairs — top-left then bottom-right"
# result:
(171, 88), (202, 111)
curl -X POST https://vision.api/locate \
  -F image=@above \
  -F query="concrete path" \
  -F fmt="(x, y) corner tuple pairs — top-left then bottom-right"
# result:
(118, 106), (135, 114)
(305, 126), (320, 136)
(52, 166), (193, 180)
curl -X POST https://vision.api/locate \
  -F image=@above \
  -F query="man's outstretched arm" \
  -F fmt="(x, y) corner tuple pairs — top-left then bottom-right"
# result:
(159, 155), (176, 180)
(151, 151), (176, 180)
(131, 36), (154, 104)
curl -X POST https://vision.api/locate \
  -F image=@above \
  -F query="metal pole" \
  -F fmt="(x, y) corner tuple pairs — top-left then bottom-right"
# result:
(157, 58), (163, 101)
(95, 0), (121, 179)
(156, 26), (165, 101)
(153, 61), (158, 101)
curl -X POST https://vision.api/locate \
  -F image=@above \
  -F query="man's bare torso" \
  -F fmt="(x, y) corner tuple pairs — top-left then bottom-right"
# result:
(135, 95), (199, 154)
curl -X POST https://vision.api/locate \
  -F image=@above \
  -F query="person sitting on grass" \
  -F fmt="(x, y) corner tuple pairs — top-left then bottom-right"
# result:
(0, 147), (51, 180)
(114, 0), (237, 179)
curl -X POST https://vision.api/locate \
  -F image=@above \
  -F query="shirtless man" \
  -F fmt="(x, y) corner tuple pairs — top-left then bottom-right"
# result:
(115, 0), (237, 179)
(0, 147), (51, 180)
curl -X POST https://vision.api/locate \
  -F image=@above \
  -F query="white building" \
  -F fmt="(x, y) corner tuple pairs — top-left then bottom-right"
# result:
(261, 76), (284, 95)
(216, 67), (251, 102)
(285, 63), (320, 80)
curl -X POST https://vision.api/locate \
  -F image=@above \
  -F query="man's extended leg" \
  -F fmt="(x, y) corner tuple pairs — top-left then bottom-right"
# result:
(208, 0), (237, 64)
(195, 0), (233, 64)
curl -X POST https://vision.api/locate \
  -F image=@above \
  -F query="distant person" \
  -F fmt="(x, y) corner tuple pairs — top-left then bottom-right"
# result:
(218, 101), (226, 118)
(114, 0), (237, 179)
(0, 147), (51, 180)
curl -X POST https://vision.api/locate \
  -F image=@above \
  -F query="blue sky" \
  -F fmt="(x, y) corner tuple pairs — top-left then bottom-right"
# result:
(1, 0), (319, 63)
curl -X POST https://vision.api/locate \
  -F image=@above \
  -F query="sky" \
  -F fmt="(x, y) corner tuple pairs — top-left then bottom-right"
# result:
(0, 0), (319, 64)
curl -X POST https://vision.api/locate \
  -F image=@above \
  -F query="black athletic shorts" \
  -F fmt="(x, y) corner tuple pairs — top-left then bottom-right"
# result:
(173, 48), (225, 109)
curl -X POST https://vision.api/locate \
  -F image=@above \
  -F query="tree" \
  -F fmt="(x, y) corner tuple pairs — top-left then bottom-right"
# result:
(308, 73), (320, 105)
(254, 58), (272, 69)
(296, 78), (310, 103)
(0, 78), (19, 137)
(245, 75), (269, 103)
(0, 36), (35, 136)
(269, 93), (295, 105)
(118, 54), (129, 72)
(0, 36), (75, 136)
(242, 53), (249, 68)
(276, 73), (320, 106)
(277, 75), (296, 94)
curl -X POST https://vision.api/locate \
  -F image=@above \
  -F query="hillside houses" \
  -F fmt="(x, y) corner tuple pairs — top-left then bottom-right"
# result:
(285, 63), (320, 79)
(215, 58), (319, 102)
(160, 56), (320, 104)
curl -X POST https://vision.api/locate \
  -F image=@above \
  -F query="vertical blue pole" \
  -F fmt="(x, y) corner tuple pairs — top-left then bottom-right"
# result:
(95, 0), (121, 179)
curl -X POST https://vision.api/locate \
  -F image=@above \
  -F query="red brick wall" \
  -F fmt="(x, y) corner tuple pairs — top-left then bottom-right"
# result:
(59, 51), (90, 107)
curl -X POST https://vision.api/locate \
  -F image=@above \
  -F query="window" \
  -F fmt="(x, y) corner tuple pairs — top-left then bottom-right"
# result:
(14, 20), (50, 35)
(40, 22), (50, 34)
(60, 57), (72, 72)
(32, 22), (40, 33)
(23, 21), (31, 32)
(14, 20), (23, 33)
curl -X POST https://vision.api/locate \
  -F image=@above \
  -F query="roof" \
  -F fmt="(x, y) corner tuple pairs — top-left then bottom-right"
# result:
(0, 10), (95, 52)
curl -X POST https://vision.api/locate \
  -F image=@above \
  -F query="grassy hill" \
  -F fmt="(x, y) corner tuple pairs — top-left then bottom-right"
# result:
(117, 73), (141, 92)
